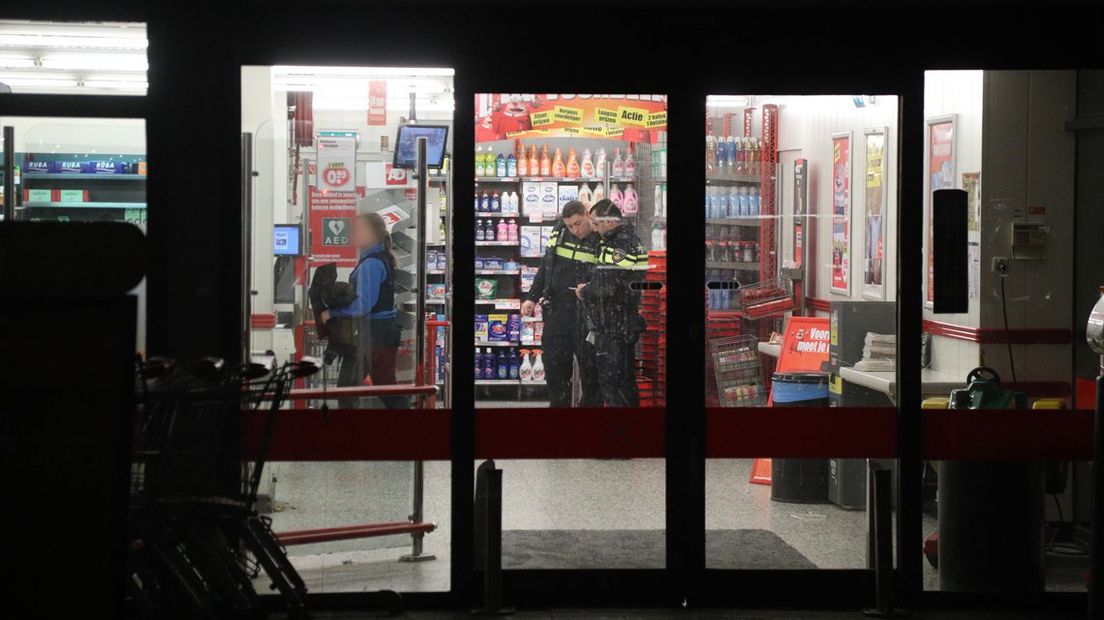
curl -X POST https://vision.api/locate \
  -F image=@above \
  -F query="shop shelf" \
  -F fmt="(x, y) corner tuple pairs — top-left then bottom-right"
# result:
(475, 270), (520, 275)
(706, 218), (761, 227)
(522, 380), (547, 386)
(475, 176), (520, 183)
(474, 298), (521, 309)
(706, 172), (762, 184)
(21, 201), (147, 209)
(520, 317), (542, 323)
(706, 260), (759, 270)
(474, 379), (519, 385)
(475, 240), (518, 246)
(475, 212), (520, 218)
(23, 173), (147, 181)
(425, 299), (445, 305)
(475, 340), (517, 347)
(426, 269), (446, 275)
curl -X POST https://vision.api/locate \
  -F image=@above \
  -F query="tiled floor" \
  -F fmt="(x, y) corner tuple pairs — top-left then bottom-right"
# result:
(312, 609), (1084, 619)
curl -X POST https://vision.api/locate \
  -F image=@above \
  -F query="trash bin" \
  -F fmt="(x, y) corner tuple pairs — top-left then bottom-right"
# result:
(770, 372), (829, 503)
(828, 458), (867, 510)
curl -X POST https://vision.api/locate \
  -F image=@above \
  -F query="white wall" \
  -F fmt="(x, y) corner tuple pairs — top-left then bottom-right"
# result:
(922, 70), (984, 375)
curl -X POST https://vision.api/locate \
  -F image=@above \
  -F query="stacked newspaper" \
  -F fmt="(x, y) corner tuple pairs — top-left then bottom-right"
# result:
(852, 332), (896, 371)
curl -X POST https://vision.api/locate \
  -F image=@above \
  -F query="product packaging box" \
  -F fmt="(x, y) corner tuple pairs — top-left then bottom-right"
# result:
(53, 161), (82, 174)
(541, 226), (555, 250)
(137, 161), (148, 175)
(540, 182), (559, 221)
(474, 314), (489, 342)
(58, 189), (89, 203)
(521, 266), (539, 292)
(487, 314), (509, 342)
(23, 188), (56, 202)
(426, 283), (447, 299)
(507, 314), (521, 341)
(522, 182), (542, 221)
(23, 161), (49, 174)
(558, 184), (579, 211)
(475, 277), (498, 299)
(84, 161), (126, 174)
(520, 226), (543, 258)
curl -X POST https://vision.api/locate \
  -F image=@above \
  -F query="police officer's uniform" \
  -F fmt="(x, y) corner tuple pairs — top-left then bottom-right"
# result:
(581, 222), (649, 407)
(524, 222), (602, 407)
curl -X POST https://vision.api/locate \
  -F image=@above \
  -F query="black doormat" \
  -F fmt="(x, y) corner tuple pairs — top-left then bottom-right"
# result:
(501, 529), (815, 570)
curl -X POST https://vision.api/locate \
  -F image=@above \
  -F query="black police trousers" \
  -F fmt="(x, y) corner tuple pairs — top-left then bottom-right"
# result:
(543, 332), (602, 407)
(594, 335), (639, 407)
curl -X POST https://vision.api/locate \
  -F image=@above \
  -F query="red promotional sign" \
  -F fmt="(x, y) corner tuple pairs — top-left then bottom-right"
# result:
(927, 118), (954, 303)
(775, 316), (832, 374)
(831, 133), (851, 295)
(474, 93), (667, 143)
(308, 188), (359, 267)
(384, 164), (409, 186)
(367, 80), (387, 126)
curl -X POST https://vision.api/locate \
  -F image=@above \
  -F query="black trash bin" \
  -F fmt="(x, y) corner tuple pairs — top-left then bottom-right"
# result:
(770, 372), (829, 503)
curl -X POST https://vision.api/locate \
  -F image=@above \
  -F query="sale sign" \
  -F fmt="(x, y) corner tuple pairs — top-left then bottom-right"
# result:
(316, 131), (357, 192)
(474, 94), (667, 143)
(775, 316), (832, 373)
(831, 132), (851, 296)
(367, 80), (387, 126)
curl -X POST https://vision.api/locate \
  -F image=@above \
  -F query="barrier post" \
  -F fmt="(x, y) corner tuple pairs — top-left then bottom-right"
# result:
(400, 459), (435, 563)
(864, 463), (908, 618)
(1090, 375), (1104, 619)
(473, 460), (513, 615)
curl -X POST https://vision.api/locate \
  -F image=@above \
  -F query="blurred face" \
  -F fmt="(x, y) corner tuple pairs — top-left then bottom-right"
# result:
(351, 217), (379, 250)
(563, 213), (592, 238)
(592, 216), (620, 235)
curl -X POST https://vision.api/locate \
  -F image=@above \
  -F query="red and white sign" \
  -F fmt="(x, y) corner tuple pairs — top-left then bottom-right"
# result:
(316, 133), (357, 192)
(385, 164), (408, 186)
(367, 80), (387, 126)
(308, 188), (359, 267)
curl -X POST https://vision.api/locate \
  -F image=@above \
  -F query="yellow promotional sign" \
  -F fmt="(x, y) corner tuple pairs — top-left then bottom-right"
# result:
(604, 126), (625, 138)
(646, 111), (667, 129)
(595, 107), (619, 124)
(581, 125), (606, 136)
(562, 126), (582, 135)
(617, 106), (649, 127)
(530, 110), (554, 127)
(553, 105), (583, 124)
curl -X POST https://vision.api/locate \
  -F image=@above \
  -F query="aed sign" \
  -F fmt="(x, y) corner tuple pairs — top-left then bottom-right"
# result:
(322, 217), (351, 246)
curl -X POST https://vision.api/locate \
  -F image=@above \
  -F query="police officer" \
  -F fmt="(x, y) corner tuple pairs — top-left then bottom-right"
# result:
(576, 199), (649, 407)
(521, 200), (602, 407)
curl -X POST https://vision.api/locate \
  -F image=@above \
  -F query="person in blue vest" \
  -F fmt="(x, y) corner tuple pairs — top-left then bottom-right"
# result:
(321, 212), (406, 409)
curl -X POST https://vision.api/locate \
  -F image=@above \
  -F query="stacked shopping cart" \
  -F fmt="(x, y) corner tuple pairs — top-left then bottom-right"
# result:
(710, 335), (767, 407)
(636, 251), (667, 407)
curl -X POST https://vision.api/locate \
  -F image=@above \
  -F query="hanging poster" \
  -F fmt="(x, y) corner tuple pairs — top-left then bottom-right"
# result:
(316, 130), (358, 193)
(926, 116), (955, 305)
(474, 94), (667, 143)
(830, 132), (851, 296)
(308, 188), (358, 266)
(962, 171), (980, 232)
(863, 128), (888, 300)
(367, 80), (387, 126)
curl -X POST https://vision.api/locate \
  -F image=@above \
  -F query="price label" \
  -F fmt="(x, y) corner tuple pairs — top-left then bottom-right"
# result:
(646, 111), (667, 128)
(506, 130), (531, 138)
(617, 106), (649, 127)
(553, 105), (583, 124)
(581, 126), (606, 136)
(595, 108), (619, 124)
(604, 126), (625, 138)
(562, 126), (582, 135)
(530, 110), (554, 127)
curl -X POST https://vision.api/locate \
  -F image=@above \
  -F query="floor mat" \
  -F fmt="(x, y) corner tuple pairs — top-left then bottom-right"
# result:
(501, 529), (815, 569)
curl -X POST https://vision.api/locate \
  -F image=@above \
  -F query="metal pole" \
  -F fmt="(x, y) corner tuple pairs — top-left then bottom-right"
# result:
(864, 465), (907, 618)
(3, 126), (14, 222)
(444, 159), (453, 409)
(241, 133), (254, 366)
(401, 136), (435, 563)
(1089, 373), (1104, 619)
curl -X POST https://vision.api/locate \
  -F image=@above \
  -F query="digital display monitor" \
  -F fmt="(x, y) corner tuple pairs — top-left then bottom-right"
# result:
(394, 124), (449, 169)
(273, 224), (302, 256)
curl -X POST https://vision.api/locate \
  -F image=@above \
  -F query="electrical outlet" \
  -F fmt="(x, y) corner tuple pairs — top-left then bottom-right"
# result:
(991, 257), (1009, 273)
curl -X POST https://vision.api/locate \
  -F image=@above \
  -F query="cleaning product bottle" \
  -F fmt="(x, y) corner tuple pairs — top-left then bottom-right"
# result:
(507, 218), (519, 242)
(496, 349), (508, 379)
(624, 145), (635, 177)
(578, 183), (593, 207)
(476, 146), (486, 176)
(519, 349), (533, 381)
(651, 220), (665, 251)
(508, 348), (520, 379)
(496, 218), (508, 241)
(581, 148), (595, 178)
(517, 146), (529, 176)
(551, 147), (565, 177)
(490, 191), (501, 212)
(483, 348), (495, 379)
(528, 146), (540, 178)
(566, 148), (579, 178)
(653, 185), (663, 218)
(475, 191), (480, 212)
(532, 349), (545, 381)
(476, 219), (485, 241)
(595, 148), (607, 178)
(507, 152), (517, 177)
(592, 182), (605, 204)
(623, 183), (639, 215)
(612, 147), (624, 177)
(539, 145), (551, 176)
(475, 347), (484, 379)
(480, 190), (490, 212)
(609, 184), (624, 208)
(496, 153), (506, 177)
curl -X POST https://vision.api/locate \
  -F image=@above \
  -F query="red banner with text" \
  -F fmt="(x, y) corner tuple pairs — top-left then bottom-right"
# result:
(475, 94), (667, 143)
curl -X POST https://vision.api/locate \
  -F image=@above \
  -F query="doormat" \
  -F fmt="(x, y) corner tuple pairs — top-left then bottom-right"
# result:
(501, 529), (815, 570)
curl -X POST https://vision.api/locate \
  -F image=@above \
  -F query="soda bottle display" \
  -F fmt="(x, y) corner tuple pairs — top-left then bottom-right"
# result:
(726, 136), (737, 170)
(705, 136), (716, 173)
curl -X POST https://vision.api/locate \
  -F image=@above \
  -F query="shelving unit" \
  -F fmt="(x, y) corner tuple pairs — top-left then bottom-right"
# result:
(14, 157), (148, 224)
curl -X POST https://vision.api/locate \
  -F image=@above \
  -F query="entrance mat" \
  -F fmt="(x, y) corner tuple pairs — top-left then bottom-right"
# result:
(501, 529), (815, 570)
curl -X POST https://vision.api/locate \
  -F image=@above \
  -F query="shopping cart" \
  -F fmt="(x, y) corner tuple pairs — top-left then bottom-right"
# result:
(710, 335), (767, 407)
(127, 357), (319, 620)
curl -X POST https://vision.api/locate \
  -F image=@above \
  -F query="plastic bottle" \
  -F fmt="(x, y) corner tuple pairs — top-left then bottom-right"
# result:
(490, 191), (501, 212)
(580, 149), (595, 178)
(595, 148), (607, 179)
(539, 145), (551, 176)
(475, 347), (483, 379)
(609, 184), (624, 208)
(624, 145), (635, 177)
(475, 146), (486, 176)
(480, 190), (489, 212)
(531, 349), (545, 381)
(528, 146), (539, 178)
(476, 219), (485, 241)
(474, 191), (480, 212)
(496, 218), (508, 241)
(495, 153), (506, 177)
(726, 136), (737, 170)
(705, 136), (715, 173)
(495, 349), (508, 379)
(578, 183), (593, 207)
(551, 147), (565, 177)
(507, 218), (519, 242)
(566, 148), (579, 178)
(506, 153), (517, 177)
(612, 147), (625, 178)
(651, 221), (664, 251)
(508, 348), (520, 379)
(750, 187), (760, 216)
(592, 182), (605, 204)
(519, 349), (532, 381)
(517, 147), (529, 176)
(623, 184), (638, 215)
(654, 185), (663, 218)
(483, 348), (495, 379)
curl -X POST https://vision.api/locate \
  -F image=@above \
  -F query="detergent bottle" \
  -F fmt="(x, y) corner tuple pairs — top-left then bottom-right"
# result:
(580, 148), (595, 178)
(551, 147), (565, 177)
(566, 148), (580, 178)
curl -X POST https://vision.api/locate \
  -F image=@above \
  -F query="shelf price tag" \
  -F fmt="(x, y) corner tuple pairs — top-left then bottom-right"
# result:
(617, 106), (649, 127)
(553, 105), (583, 124)
(595, 108), (619, 124)
(530, 110), (554, 127)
